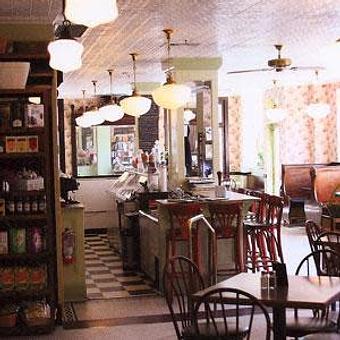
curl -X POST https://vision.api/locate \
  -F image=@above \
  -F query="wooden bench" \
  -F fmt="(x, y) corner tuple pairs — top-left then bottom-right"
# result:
(311, 165), (340, 231)
(281, 163), (328, 224)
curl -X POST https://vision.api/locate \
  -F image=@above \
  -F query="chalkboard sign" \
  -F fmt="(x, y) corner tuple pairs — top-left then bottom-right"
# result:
(138, 96), (159, 153)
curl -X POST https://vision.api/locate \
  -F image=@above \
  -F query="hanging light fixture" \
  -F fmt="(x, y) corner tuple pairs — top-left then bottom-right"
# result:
(152, 29), (191, 110)
(306, 70), (330, 119)
(48, 20), (83, 73)
(120, 53), (151, 117)
(65, 0), (119, 28)
(76, 82), (105, 127)
(265, 80), (286, 123)
(76, 90), (92, 128)
(99, 69), (124, 122)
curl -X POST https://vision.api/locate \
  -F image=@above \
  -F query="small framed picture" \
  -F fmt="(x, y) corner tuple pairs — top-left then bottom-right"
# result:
(27, 135), (39, 152)
(25, 104), (44, 128)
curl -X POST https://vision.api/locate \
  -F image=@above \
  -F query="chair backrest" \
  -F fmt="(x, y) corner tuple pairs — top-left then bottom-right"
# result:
(166, 203), (202, 240)
(295, 249), (340, 277)
(264, 194), (284, 226)
(208, 203), (241, 238)
(193, 287), (271, 340)
(246, 227), (284, 272)
(163, 256), (205, 340)
(305, 220), (323, 253)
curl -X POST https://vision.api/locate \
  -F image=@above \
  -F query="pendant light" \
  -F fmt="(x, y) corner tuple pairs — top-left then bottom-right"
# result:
(306, 70), (330, 119)
(76, 90), (92, 128)
(120, 53), (151, 117)
(99, 69), (124, 122)
(265, 80), (286, 123)
(152, 29), (191, 110)
(65, 0), (118, 28)
(48, 19), (83, 73)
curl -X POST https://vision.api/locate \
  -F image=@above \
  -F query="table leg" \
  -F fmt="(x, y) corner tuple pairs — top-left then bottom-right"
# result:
(273, 306), (286, 340)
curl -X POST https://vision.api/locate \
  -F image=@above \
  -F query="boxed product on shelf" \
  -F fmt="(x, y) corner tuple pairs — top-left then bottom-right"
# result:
(28, 227), (43, 253)
(0, 104), (11, 130)
(16, 136), (28, 153)
(0, 267), (14, 291)
(5, 136), (16, 153)
(0, 231), (8, 254)
(14, 267), (30, 291)
(16, 177), (44, 191)
(27, 135), (39, 152)
(30, 266), (47, 290)
(25, 104), (44, 128)
(10, 228), (26, 254)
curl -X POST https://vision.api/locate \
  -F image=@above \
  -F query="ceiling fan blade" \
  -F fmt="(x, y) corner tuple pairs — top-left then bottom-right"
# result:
(170, 42), (200, 47)
(227, 67), (273, 74)
(289, 66), (325, 71)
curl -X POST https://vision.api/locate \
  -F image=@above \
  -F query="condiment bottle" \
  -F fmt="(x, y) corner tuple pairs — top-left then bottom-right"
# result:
(23, 197), (31, 214)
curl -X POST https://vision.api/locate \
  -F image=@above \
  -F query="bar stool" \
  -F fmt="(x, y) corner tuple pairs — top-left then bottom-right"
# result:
(244, 194), (284, 272)
(166, 203), (203, 267)
(208, 203), (242, 275)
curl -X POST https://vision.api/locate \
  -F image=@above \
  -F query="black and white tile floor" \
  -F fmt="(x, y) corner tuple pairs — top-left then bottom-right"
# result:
(84, 233), (156, 299)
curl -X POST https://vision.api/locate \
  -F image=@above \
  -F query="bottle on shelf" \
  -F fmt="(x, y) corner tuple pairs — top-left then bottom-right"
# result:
(16, 195), (23, 214)
(6, 195), (15, 215)
(38, 195), (46, 213)
(31, 197), (38, 214)
(11, 102), (23, 129)
(23, 196), (31, 214)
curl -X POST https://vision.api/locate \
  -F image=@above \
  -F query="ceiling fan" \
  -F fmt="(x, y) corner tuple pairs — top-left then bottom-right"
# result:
(159, 39), (199, 48)
(227, 44), (324, 74)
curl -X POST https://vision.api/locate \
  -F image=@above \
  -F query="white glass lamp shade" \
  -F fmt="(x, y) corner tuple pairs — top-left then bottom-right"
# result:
(48, 39), (83, 73)
(99, 103), (124, 122)
(65, 0), (118, 28)
(120, 95), (151, 117)
(266, 107), (286, 123)
(184, 109), (195, 123)
(75, 115), (92, 128)
(306, 103), (330, 119)
(152, 83), (191, 110)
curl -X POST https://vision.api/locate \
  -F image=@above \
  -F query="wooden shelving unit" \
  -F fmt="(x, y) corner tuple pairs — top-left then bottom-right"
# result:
(0, 54), (58, 335)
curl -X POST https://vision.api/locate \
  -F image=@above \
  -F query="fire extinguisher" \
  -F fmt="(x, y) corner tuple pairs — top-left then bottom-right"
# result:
(62, 228), (75, 264)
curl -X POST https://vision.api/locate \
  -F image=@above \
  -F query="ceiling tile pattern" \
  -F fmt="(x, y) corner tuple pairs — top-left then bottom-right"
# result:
(1, 0), (340, 97)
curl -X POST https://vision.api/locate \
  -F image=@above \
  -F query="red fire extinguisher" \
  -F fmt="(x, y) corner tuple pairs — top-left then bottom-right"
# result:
(62, 228), (75, 264)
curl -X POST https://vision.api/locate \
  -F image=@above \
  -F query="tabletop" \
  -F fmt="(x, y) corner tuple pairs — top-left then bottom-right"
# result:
(193, 272), (340, 309)
(156, 191), (260, 206)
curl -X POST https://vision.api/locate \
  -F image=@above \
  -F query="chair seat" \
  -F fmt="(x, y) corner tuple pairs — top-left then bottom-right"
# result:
(286, 316), (336, 337)
(183, 320), (249, 339)
(303, 333), (340, 340)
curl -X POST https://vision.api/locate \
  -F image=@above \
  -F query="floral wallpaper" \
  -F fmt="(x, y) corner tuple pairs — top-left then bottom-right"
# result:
(228, 96), (242, 171)
(266, 82), (340, 165)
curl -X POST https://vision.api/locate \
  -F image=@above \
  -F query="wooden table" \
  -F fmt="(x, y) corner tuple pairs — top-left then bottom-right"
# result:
(193, 272), (340, 340)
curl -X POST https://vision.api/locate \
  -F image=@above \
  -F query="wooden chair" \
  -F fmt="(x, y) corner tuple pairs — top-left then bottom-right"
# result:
(166, 203), (202, 267)
(305, 220), (323, 253)
(286, 249), (340, 339)
(208, 203), (242, 275)
(163, 256), (205, 340)
(192, 287), (271, 340)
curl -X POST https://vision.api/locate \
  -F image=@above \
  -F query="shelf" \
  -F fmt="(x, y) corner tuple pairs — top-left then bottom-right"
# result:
(0, 53), (49, 61)
(0, 252), (51, 263)
(0, 127), (45, 135)
(0, 214), (48, 223)
(0, 85), (52, 96)
(0, 190), (45, 197)
(0, 288), (52, 303)
(0, 152), (44, 159)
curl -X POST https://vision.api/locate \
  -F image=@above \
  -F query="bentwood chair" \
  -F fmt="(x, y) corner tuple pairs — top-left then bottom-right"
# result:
(192, 287), (271, 340)
(286, 249), (340, 339)
(163, 256), (205, 340)
(305, 220), (324, 253)
(208, 203), (242, 275)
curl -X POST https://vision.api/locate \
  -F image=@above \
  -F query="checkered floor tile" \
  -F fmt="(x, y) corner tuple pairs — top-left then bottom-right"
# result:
(85, 233), (156, 300)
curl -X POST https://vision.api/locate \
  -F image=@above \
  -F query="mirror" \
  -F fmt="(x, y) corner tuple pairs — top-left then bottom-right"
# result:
(184, 80), (213, 178)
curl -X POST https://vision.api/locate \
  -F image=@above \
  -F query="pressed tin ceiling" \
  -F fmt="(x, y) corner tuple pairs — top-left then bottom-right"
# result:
(1, 0), (340, 97)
